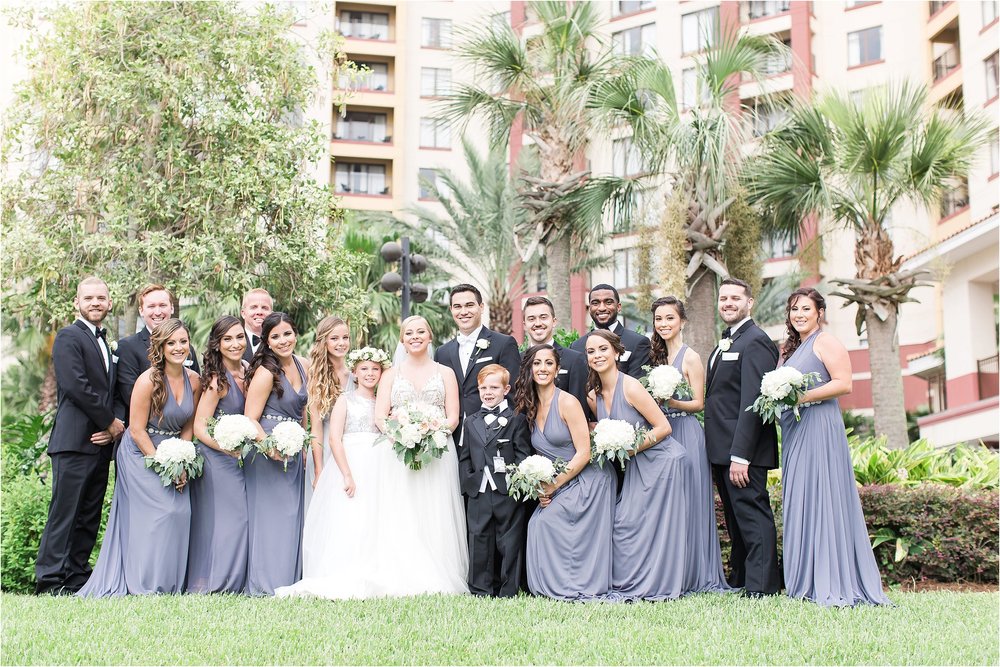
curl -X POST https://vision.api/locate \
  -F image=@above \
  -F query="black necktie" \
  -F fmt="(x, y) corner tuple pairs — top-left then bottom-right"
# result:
(252, 334), (261, 347)
(480, 405), (501, 416)
(95, 327), (107, 341)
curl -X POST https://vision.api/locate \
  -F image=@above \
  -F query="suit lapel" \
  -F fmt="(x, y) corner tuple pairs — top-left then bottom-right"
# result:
(470, 414), (489, 450)
(463, 328), (491, 384)
(73, 320), (108, 379)
(708, 320), (753, 388)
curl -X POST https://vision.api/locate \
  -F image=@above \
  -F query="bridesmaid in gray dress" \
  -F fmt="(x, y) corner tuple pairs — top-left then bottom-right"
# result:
(650, 297), (731, 594)
(244, 312), (310, 596)
(515, 344), (615, 601)
(188, 315), (249, 593)
(585, 329), (690, 601)
(779, 288), (889, 607)
(79, 319), (201, 597)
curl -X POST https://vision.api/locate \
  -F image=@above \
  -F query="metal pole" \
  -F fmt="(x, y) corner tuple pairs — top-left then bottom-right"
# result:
(401, 236), (411, 320)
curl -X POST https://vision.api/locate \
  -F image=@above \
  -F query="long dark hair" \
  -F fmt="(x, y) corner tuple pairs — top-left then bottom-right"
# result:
(147, 318), (188, 418)
(201, 315), (244, 396)
(649, 296), (687, 366)
(584, 329), (626, 396)
(514, 344), (560, 425)
(782, 287), (826, 361)
(247, 312), (297, 397)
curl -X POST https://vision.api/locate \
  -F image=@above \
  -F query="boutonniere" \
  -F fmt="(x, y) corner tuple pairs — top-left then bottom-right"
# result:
(475, 339), (490, 350)
(497, 416), (508, 428)
(718, 338), (733, 352)
(183, 359), (194, 367)
(109, 340), (118, 353)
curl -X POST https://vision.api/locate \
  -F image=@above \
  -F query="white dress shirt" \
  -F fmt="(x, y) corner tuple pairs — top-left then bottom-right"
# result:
(77, 318), (110, 371)
(456, 324), (483, 375)
(245, 326), (262, 356)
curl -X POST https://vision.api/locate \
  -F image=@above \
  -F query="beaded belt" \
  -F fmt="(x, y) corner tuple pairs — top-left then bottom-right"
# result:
(664, 411), (688, 419)
(262, 414), (299, 423)
(778, 401), (822, 414)
(147, 427), (181, 436)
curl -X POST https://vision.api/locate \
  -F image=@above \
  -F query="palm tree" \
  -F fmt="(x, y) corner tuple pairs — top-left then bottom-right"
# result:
(392, 139), (526, 335)
(586, 30), (790, 357)
(443, 0), (637, 327)
(746, 82), (990, 448)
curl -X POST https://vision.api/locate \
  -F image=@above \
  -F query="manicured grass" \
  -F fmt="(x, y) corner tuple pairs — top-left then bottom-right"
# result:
(1, 590), (997, 665)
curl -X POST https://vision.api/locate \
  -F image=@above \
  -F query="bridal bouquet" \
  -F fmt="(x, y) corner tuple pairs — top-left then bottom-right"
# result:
(591, 419), (646, 470)
(144, 438), (204, 490)
(258, 421), (311, 471)
(641, 364), (693, 402)
(206, 414), (257, 464)
(746, 366), (822, 424)
(506, 455), (568, 502)
(379, 401), (451, 471)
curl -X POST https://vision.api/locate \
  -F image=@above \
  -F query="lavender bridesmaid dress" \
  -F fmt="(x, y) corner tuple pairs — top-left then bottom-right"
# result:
(600, 372), (689, 600)
(664, 346), (731, 594)
(78, 372), (195, 597)
(244, 358), (308, 596)
(526, 389), (615, 600)
(780, 332), (889, 607)
(187, 369), (248, 594)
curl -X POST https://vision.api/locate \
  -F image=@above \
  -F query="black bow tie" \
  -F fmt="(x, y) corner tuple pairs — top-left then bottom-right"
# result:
(480, 405), (501, 416)
(95, 327), (107, 341)
(251, 334), (261, 346)
(721, 328), (731, 338)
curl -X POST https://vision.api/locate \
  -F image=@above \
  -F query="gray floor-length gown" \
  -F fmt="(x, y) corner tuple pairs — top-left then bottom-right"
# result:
(600, 372), (690, 600)
(78, 372), (195, 597)
(244, 358), (308, 596)
(187, 369), (248, 594)
(526, 389), (615, 601)
(664, 346), (731, 594)
(780, 332), (890, 607)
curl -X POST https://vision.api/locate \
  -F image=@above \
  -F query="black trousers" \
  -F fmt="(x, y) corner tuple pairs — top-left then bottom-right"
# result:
(712, 463), (781, 595)
(467, 489), (525, 597)
(35, 452), (110, 593)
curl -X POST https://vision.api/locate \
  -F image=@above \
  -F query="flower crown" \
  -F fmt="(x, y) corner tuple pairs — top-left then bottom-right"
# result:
(347, 347), (392, 371)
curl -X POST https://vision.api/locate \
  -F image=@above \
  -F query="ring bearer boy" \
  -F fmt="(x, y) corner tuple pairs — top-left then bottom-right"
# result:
(458, 364), (531, 597)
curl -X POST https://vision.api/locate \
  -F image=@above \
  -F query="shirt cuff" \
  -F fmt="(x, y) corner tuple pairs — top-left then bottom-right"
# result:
(730, 455), (750, 465)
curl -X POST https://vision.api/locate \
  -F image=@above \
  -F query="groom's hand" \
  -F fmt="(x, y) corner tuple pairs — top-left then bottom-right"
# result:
(729, 461), (750, 488)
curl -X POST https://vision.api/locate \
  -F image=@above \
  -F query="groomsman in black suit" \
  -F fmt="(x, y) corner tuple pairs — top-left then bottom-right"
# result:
(114, 284), (199, 423)
(570, 284), (651, 380)
(35, 277), (124, 595)
(434, 284), (521, 439)
(240, 288), (273, 363)
(521, 296), (589, 413)
(458, 364), (531, 597)
(704, 277), (781, 597)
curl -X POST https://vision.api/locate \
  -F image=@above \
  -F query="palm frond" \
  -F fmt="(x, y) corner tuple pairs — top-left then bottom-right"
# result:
(438, 85), (525, 149)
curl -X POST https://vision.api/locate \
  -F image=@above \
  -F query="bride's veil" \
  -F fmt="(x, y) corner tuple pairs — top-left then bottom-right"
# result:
(391, 340), (435, 366)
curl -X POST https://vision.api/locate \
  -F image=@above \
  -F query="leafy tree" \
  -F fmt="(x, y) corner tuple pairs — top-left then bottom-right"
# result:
(746, 82), (989, 448)
(2, 1), (366, 334)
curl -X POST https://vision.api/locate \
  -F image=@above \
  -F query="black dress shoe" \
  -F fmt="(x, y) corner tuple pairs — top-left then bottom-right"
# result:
(740, 590), (779, 599)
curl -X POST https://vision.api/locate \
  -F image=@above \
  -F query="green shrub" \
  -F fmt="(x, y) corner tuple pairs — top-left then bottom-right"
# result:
(850, 435), (999, 489)
(1, 411), (54, 480)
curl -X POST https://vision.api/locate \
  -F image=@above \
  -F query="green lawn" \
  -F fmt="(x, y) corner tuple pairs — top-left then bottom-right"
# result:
(1, 591), (997, 665)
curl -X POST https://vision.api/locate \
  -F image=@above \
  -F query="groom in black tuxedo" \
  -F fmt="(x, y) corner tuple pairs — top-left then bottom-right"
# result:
(35, 277), (124, 595)
(434, 284), (521, 440)
(704, 277), (781, 597)
(570, 284), (650, 380)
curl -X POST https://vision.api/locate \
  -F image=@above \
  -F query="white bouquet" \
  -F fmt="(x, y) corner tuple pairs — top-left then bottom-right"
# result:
(746, 366), (822, 424)
(641, 364), (693, 402)
(590, 418), (646, 470)
(144, 437), (204, 490)
(506, 455), (569, 502)
(259, 421), (311, 471)
(378, 401), (451, 471)
(206, 414), (257, 463)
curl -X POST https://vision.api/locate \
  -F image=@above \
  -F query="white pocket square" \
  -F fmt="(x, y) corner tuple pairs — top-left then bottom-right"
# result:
(620, 350), (632, 361)
(498, 438), (510, 443)
(474, 356), (493, 364)
(558, 368), (568, 375)
(111, 355), (119, 364)
(722, 352), (740, 361)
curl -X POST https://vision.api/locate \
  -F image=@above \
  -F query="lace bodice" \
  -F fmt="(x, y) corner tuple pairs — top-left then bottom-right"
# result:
(344, 392), (379, 435)
(391, 370), (446, 411)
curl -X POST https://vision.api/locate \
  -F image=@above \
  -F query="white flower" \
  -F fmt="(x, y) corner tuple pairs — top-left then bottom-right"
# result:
(270, 421), (309, 457)
(211, 414), (257, 452)
(718, 338), (732, 352)
(475, 339), (490, 350)
(760, 366), (805, 401)
(646, 365), (684, 402)
(431, 430), (448, 450)
(400, 424), (422, 448)
(347, 346), (392, 371)
(153, 438), (198, 466)
(109, 340), (118, 353)
(592, 419), (637, 455)
(518, 455), (556, 483)
(497, 416), (508, 428)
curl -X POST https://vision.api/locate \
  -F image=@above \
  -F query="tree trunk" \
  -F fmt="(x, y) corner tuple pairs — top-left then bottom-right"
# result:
(38, 361), (57, 414)
(685, 268), (718, 360)
(866, 306), (910, 449)
(124, 301), (139, 336)
(546, 234), (573, 331)
(489, 295), (513, 336)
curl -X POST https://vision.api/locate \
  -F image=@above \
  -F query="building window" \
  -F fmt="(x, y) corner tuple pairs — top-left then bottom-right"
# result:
(420, 68), (452, 97)
(419, 117), (451, 149)
(989, 131), (999, 176)
(335, 163), (388, 195)
(418, 168), (438, 200)
(845, 0), (876, 7)
(762, 235), (797, 259)
(422, 18), (453, 48)
(334, 111), (389, 143)
(613, 248), (640, 288)
(612, 137), (644, 177)
(338, 11), (389, 40)
(752, 103), (788, 136)
(680, 67), (710, 110)
(341, 62), (389, 91)
(986, 51), (999, 100)
(939, 181), (969, 218)
(762, 38), (793, 75)
(929, 0), (950, 15)
(848, 26), (882, 67)
(614, 0), (654, 16)
(933, 46), (960, 82)
(985, 0), (999, 26)
(681, 8), (718, 55)
(613, 23), (656, 57)
(747, 1), (790, 20)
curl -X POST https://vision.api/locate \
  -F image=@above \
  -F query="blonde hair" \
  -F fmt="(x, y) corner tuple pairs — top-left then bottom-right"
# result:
(241, 288), (273, 309)
(399, 315), (431, 342)
(307, 316), (349, 418)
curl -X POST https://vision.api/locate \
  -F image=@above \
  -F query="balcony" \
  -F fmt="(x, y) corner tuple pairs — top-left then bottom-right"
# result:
(337, 10), (390, 41)
(979, 354), (999, 400)
(939, 182), (969, 219)
(932, 46), (960, 82)
(929, 0), (951, 16)
(334, 161), (391, 198)
(333, 111), (391, 144)
(744, 0), (790, 21)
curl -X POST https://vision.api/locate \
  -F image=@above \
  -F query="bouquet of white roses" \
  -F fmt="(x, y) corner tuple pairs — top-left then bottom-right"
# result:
(258, 421), (311, 471)
(641, 364), (693, 402)
(206, 414), (257, 464)
(378, 401), (451, 471)
(506, 455), (569, 502)
(590, 418), (646, 470)
(144, 438), (204, 490)
(746, 366), (822, 424)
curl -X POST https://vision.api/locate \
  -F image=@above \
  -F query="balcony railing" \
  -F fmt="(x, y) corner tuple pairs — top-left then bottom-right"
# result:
(746, 0), (790, 20)
(979, 354), (999, 399)
(929, 0), (951, 16)
(940, 183), (969, 218)
(933, 47), (960, 82)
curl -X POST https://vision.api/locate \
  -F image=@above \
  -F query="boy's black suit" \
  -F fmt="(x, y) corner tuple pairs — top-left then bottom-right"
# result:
(457, 403), (531, 597)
